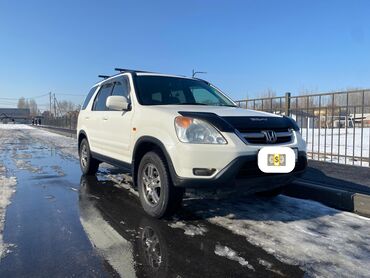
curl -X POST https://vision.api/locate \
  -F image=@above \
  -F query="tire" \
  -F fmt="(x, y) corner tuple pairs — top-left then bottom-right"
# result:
(137, 150), (184, 218)
(79, 138), (100, 175)
(256, 186), (285, 197)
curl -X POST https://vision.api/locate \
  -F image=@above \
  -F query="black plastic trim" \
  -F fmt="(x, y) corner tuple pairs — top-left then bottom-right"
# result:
(173, 152), (307, 188)
(132, 136), (179, 187)
(222, 116), (299, 132)
(77, 130), (88, 152)
(91, 151), (132, 172)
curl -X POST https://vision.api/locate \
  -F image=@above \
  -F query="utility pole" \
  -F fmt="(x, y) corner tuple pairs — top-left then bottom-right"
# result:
(192, 69), (207, 78)
(53, 93), (57, 117)
(49, 92), (52, 116)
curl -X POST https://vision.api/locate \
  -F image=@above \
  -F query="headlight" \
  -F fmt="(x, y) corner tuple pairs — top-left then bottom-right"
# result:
(174, 116), (227, 144)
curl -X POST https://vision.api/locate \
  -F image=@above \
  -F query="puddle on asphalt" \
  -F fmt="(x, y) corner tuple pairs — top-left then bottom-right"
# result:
(79, 176), (303, 277)
(0, 131), (304, 277)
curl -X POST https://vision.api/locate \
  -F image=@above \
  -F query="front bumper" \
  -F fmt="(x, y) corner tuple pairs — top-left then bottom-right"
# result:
(172, 151), (307, 189)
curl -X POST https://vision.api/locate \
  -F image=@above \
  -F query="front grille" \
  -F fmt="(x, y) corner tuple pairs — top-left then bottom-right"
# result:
(238, 129), (293, 145)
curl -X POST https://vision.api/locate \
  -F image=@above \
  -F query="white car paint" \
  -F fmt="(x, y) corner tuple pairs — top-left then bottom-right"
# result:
(77, 72), (306, 180)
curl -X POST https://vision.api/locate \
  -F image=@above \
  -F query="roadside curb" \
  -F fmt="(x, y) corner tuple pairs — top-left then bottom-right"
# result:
(34, 125), (76, 138)
(285, 180), (370, 217)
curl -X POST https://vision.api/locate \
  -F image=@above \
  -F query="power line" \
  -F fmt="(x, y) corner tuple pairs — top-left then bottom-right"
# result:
(57, 93), (86, 97)
(0, 93), (49, 100)
(29, 93), (50, 99)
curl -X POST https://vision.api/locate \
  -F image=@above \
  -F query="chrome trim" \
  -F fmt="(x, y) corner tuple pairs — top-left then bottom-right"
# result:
(240, 131), (292, 138)
(236, 129), (294, 145)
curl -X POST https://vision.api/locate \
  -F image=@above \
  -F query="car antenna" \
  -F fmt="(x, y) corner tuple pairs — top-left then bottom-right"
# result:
(98, 75), (110, 79)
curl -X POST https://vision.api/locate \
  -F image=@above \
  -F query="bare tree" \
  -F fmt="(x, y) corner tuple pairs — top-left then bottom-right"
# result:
(58, 100), (77, 116)
(28, 99), (38, 116)
(17, 97), (27, 109)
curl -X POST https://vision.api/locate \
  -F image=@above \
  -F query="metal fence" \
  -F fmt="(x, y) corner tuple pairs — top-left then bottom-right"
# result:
(42, 113), (78, 131)
(41, 89), (370, 167)
(235, 89), (370, 167)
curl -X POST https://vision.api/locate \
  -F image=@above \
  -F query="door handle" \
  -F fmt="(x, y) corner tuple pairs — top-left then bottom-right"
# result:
(85, 117), (90, 120)
(102, 117), (108, 121)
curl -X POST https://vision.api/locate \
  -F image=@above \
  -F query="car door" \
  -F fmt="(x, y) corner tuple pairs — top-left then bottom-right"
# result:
(100, 75), (133, 163)
(89, 82), (114, 154)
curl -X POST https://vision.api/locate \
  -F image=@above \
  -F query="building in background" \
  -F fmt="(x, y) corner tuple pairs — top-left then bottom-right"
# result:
(0, 108), (30, 124)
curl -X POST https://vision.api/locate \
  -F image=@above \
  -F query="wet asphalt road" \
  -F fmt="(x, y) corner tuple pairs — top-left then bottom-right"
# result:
(0, 128), (304, 277)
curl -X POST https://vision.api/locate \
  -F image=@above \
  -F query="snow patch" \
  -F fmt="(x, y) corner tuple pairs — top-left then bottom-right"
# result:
(168, 221), (207, 236)
(24, 128), (78, 159)
(14, 159), (42, 173)
(302, 127), (370, 166)
(214, 244), (255, 270)
(190, 195), (370, 278)
(0, 124), (34, 130)
(51, 165), (65, 177)
(0, 175), (17, 260)
(104, 174), (139, 197)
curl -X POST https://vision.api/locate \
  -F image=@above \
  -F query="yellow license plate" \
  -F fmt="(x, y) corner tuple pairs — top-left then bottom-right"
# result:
(267, 154), (286, 166)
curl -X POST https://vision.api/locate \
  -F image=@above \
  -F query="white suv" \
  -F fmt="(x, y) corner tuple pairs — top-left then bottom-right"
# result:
(77, 69), (307, 218)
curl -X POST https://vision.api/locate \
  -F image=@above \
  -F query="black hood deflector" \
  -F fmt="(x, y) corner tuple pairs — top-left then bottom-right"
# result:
(178, 111), (299, 132)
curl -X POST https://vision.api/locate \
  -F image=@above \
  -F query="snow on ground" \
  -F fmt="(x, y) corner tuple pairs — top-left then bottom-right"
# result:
(0, 175), (17, 260)
(302, 128), (370, 166)
(4, 125), (370, 277)
(186, 194), (370, 278)
(13, 159), (42, 173)
(20, 127), (78, 160)
(0, 124), (34, 130)
(0, 128), (18, 260)
(214, 244), (255, 270)
(168, 221), (208, 236)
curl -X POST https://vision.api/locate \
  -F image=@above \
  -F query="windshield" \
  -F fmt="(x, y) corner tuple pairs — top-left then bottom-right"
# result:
(135, 76), (236, 106)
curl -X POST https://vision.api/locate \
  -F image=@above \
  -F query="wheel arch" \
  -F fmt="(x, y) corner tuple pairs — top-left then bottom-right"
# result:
(132, 136), (177, 188)
(78, 130), (88, 152)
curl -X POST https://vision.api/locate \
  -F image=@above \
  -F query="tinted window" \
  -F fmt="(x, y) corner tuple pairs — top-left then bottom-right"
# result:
(135, 76), (235, 106)
(93, 83), (113, 111)
(111, 78), (130, 99)
(81, 86), (97, 110)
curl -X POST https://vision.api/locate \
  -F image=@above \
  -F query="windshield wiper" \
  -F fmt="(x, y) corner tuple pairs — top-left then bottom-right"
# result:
(219, 104), (237, 107)
(179, 103), (208, 105)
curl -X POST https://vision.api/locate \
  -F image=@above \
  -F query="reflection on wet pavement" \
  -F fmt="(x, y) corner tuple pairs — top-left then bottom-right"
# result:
(80, 176), (303, 277)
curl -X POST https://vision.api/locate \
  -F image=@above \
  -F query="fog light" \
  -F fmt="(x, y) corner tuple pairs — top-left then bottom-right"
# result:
(193, 168), (216, 176)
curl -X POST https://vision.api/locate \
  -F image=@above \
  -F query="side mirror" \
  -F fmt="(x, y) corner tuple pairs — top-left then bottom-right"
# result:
(106, 96), (130, 111)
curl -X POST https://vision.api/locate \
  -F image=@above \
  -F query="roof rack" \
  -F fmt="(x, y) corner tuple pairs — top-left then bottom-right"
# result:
(98, 75), (110, 79)
(114, 68), (151, 73)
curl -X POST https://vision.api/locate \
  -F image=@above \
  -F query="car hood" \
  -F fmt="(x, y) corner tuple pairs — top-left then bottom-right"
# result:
(146, 105), (298, 132)
(151, 105), (282, 118)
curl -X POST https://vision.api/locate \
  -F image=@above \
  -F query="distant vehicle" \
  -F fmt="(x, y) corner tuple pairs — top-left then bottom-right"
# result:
(77, 69), (307, 218)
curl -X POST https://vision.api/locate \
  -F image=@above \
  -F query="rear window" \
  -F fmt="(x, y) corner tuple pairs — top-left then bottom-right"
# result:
(81, 87), (97, 110)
